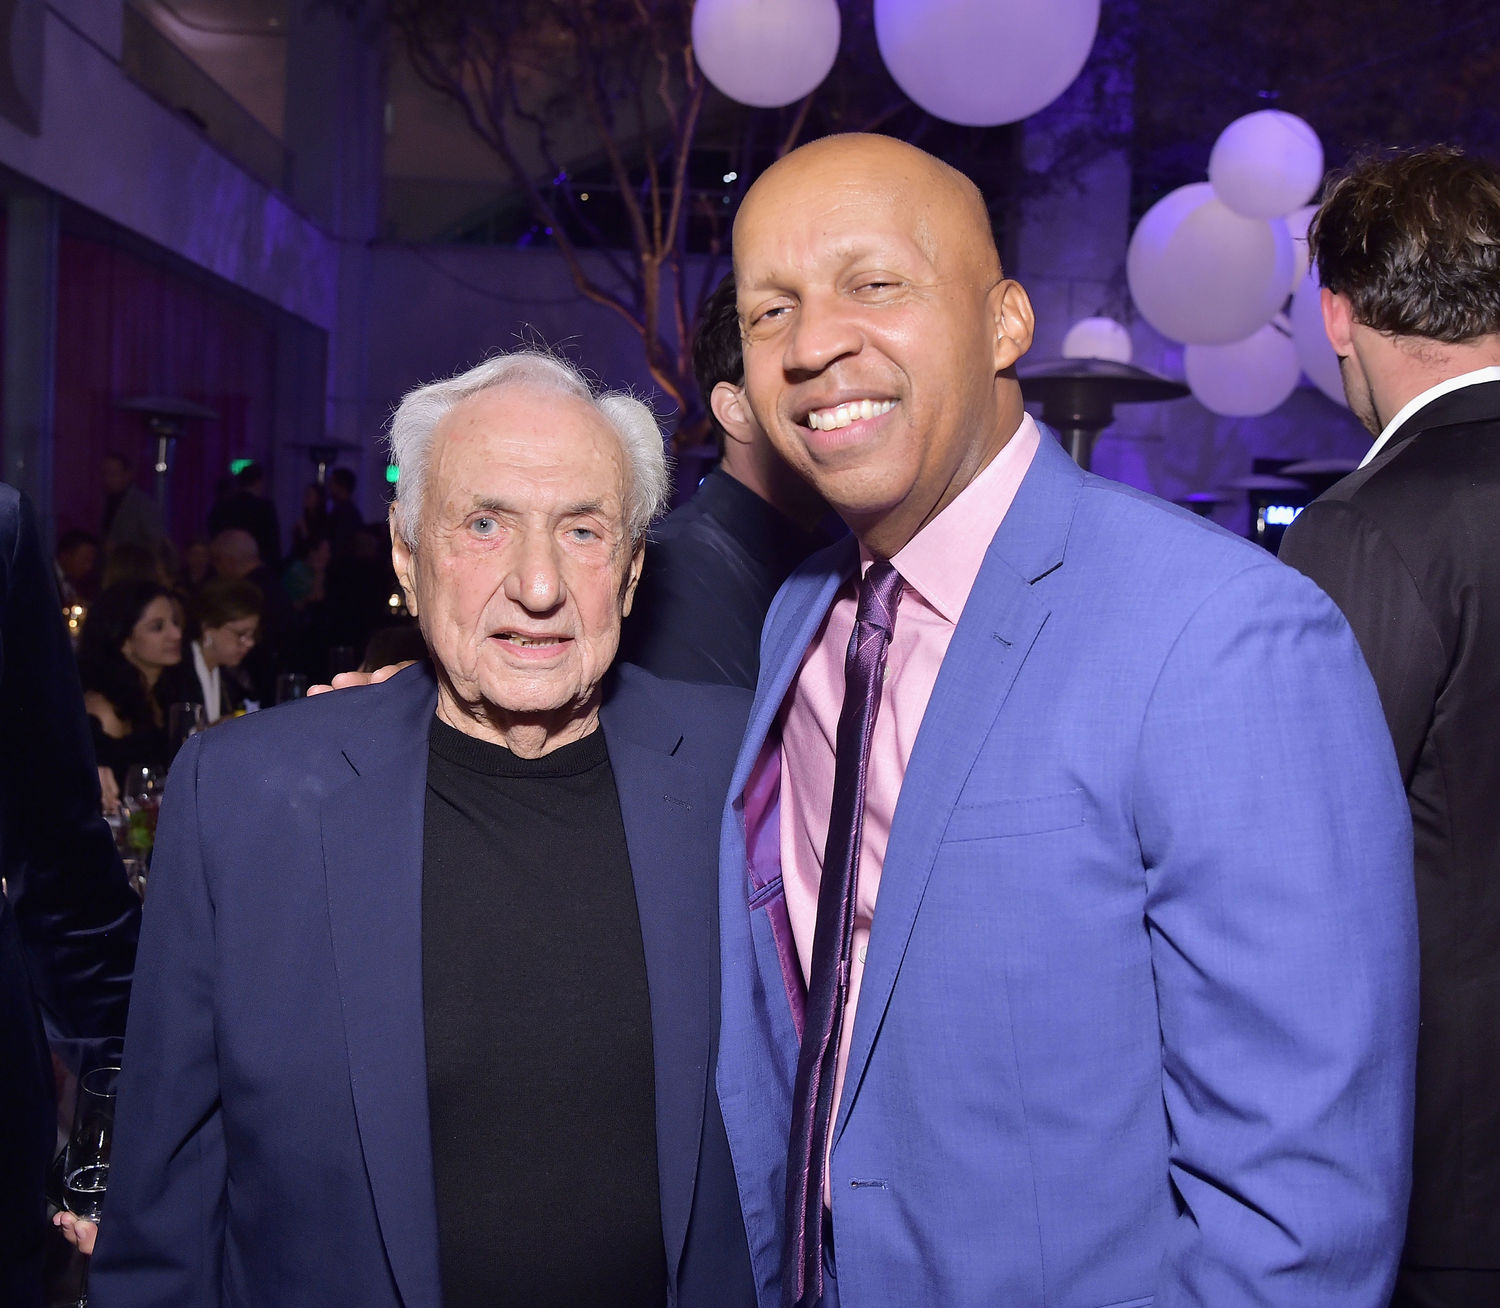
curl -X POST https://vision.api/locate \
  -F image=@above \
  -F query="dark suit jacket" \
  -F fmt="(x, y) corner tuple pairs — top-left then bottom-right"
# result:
(93, 660), (756, 1306)
(1280, 378), (1500, 1267)
(0, 484), (139, 1305)
(619, 470), (828, 689)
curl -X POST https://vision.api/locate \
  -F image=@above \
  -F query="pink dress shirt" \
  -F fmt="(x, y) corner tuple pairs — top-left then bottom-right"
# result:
(778, 414), (1041, 1200)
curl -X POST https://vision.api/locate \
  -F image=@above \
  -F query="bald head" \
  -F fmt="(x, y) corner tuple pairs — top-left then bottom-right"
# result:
(729, 133), (1033, 557)
(735, 133), (1002, 287)
(210, 528), (260, 580)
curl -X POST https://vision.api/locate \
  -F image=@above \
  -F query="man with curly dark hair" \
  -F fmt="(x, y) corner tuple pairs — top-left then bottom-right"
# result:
(618, 274), (831, 689)
(1281, 145), (1500, 1308)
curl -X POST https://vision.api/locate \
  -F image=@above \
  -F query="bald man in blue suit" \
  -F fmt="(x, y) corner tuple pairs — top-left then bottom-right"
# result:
(715, 134), (1417, 1308)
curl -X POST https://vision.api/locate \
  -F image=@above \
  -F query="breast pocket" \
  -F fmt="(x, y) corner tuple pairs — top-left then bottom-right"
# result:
(941, 788), (1086, 842)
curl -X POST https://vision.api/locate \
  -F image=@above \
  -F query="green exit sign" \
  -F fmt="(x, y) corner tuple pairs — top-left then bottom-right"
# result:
(229, 458), (253, 475)
(386, 465), (400, 484)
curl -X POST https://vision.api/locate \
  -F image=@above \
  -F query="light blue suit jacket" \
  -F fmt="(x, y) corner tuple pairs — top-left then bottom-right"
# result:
(717, 433), (1418, 1307)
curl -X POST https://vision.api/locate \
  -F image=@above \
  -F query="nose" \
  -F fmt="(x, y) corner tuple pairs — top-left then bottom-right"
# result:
(502, 528), (563, 613)
(782, 291), (862, 378)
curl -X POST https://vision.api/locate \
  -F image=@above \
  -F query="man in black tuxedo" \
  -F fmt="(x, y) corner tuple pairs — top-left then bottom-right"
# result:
(0, 482), (140, 1305)
(1279, 146), (1500, 1308)
(618, 274), (830, 688)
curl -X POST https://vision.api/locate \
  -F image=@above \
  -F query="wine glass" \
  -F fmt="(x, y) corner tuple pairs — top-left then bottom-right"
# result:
(167, 701), (206, 758)
(122, 767), (162, 859)
(275, 672), (309, 704)
(62, 1062), (120, 1305)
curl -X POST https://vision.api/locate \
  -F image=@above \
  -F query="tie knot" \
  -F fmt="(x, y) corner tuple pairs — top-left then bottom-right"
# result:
(856, 560), (903, 636)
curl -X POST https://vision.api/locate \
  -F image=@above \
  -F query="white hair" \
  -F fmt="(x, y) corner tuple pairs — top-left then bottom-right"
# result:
(384, 348), (671, 549)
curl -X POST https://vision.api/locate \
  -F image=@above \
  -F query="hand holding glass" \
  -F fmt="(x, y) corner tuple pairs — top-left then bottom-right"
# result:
(61, 1063), (119, 1305)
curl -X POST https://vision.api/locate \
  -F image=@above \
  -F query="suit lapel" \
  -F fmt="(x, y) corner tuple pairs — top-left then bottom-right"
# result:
(732, 540), (859, 801)
(322, 666), (442, 1308)
(834, 432), (1082, 1141)
(601, 670), (713, 1288)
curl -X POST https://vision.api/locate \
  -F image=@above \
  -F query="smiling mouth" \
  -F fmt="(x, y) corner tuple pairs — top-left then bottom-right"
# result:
(802, 398), (897, 431)
(494, 633), (566, 649)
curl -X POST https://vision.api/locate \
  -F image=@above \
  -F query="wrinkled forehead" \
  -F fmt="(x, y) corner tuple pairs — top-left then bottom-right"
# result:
(427, 385), (630, 512)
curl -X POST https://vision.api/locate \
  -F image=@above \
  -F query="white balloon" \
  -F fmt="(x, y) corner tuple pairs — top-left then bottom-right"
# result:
(1209, 110), (1324, 220)
(1290, 268), (1348, 406)
(1185, 322), (1301, 417)
(874, 0), (1100, 127)
(1127, 182), (1295, 345)
(1283, 203), (1319, 294)
(692, 0), (841, 109)
(1061, 316), (1133, 364)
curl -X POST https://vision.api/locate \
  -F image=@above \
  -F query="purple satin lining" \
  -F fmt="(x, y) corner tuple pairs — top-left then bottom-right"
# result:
(743, 733), (807, 1041)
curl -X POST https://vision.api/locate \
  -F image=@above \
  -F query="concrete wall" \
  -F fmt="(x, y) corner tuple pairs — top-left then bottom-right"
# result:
(2, 4), (336, 331)
(364, 243), (686, 408)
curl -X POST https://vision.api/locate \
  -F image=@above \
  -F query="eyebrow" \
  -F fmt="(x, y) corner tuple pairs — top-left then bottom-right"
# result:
(465, 495), (612, 519)
(743, 237), (928, 292)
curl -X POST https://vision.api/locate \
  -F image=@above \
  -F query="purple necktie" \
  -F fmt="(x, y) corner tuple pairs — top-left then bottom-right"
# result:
(782, 560), (904, 1308)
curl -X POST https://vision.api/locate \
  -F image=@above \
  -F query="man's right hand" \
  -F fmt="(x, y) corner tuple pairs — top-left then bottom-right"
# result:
(306, 662), (416, 696)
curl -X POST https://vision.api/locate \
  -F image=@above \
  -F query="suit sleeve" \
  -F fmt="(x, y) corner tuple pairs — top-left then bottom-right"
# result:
(1134, 562), (1417, 1306)
(91, 732), (226, 1304)
(1279, 499), (1446, 785)
(2, 489), (139, 1042)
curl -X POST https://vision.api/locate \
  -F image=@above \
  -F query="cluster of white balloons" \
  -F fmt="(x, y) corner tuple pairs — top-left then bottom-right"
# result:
(692, 0), (1101, 127)
(1124, 110), (1346, 416)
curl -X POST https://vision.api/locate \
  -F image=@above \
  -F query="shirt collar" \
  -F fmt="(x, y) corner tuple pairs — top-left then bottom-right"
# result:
(1359, 365), (1500, 468)
(192, 639), (220, 710)
(869, 414), (1042, 625)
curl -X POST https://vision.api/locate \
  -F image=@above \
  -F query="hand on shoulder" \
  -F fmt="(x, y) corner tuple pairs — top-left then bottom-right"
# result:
(306, 661), (415, 696)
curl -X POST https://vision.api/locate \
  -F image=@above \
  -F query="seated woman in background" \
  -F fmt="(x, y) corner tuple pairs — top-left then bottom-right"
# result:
(160, 577), (262, 722)
(76, 581), (183, 784)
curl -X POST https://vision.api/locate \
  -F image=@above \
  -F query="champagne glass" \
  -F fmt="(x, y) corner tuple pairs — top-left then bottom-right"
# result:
(62, 1062), (120, 1306)
(275, 672), (309, 704)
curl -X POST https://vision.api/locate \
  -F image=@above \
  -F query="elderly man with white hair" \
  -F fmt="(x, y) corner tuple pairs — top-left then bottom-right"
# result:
(91, 350), (758, 1307)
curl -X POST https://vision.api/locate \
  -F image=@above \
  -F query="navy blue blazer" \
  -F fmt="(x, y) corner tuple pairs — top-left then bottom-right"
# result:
(93, 660), (755, 1306)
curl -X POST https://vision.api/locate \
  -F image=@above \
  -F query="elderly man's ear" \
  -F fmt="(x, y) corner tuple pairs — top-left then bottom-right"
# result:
(389, 507), (420, 619)
(989, 281), (1036, 373)
(620, 543), (646, 618)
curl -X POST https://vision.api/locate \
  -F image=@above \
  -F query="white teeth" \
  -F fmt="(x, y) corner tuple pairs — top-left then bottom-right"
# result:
(806, 399), (895, 430)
